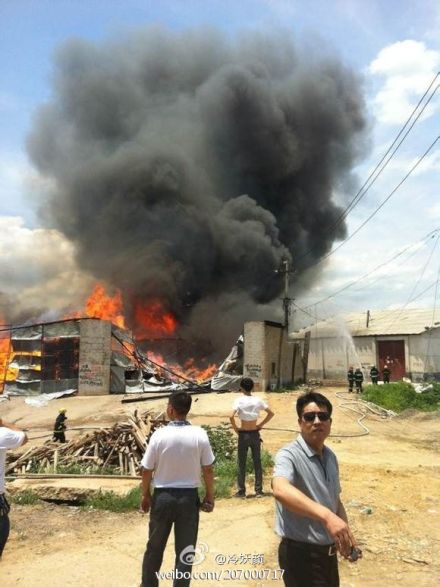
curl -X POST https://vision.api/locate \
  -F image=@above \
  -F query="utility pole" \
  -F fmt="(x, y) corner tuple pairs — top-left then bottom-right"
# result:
(275, 259), (294, 330)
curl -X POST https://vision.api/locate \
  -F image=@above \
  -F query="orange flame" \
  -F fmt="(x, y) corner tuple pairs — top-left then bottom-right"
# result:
(146, 352), (217, 384)
(134, 299), (177, 338)
(82, 283), (125, 328)
(172, 358), (218, 383)
(0, 324), (18, 392)
(63, 283), (125, 327)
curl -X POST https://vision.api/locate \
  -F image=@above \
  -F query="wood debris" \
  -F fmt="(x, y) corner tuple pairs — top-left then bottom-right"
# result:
(6, 410), (166, 476)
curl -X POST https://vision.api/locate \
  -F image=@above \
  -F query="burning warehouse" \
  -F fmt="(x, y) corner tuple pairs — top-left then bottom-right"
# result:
(0, 317), (187, 397)
(1, 315), (308, 396)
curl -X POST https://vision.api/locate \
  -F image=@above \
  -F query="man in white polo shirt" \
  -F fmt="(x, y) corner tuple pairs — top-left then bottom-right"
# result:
(0, 418), (28, 558)
(230, 377), (274, 498)
(139, 391), (215, 587)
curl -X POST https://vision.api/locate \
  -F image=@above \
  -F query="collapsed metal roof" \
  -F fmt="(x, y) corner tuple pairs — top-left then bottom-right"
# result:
(292, 308), (440, 339)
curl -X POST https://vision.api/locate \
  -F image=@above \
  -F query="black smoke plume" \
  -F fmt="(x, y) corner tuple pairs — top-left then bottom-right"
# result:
(27, 27), (367, 358)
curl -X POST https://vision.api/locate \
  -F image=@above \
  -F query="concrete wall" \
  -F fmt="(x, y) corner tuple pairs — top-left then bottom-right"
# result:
(243, 322), (266, 391)
(78, 319), (112, 395)
(243, 321), (302, 391)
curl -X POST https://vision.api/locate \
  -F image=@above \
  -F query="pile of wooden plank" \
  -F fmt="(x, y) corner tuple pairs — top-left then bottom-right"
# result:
(6, 410), (166, 476)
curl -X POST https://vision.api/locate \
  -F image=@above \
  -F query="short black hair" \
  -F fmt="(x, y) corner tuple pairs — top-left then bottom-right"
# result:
(296, 391), (333, 418)
(240, 377), (254, 393)
(169, 391), (192, 416)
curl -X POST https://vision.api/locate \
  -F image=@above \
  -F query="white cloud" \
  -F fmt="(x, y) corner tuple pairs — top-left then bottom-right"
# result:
(0, 216), (94, 322)
(368, 40), (440, 125)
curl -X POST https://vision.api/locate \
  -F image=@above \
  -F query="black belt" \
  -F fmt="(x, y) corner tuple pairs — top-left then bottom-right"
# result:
(238, 429), (260, 433)
(282, 537), (337, 556)
(154, 487), (198, 493)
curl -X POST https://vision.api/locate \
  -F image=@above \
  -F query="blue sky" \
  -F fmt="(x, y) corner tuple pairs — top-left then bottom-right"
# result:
(1, 0), (440, 327)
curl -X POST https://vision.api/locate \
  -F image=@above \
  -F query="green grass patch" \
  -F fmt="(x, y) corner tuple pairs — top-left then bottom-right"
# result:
(9, 489), (40, 505)
(83, 486), (141, 512)
(363, 381), (440, 413)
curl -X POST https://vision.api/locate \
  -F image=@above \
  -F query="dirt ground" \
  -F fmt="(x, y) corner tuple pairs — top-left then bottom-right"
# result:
(1, 388), (440, 586)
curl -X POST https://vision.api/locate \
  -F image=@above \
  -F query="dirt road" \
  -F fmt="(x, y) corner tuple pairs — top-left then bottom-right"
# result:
(1, 389), (440, 586)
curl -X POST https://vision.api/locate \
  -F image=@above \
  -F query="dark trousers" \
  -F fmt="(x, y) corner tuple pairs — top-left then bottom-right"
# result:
(355, 381), (363, 393)
(237, 430), (262, 494)
(53, 431), (66, 442)
(371, 377), (378, 384)
(0, 513), (10, 558)
(141, 488), (200, 587)
(348, 381), (354, 392)
(279, 538), (339, 587)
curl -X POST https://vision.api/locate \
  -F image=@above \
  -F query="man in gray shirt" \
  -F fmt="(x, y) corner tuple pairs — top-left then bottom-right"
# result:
(272, 391), (360, 587)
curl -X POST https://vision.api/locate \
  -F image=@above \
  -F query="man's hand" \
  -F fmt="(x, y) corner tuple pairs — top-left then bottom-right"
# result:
(140, 494), (151, 514)
(323, 511), (356, 557)
(200, 497), (215, 513)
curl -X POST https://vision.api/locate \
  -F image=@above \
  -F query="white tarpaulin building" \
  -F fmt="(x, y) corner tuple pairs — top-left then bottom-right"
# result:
(292, 308), (440, 382)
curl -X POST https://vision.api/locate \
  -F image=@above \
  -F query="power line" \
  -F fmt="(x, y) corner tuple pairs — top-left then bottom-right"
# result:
(296, 71), (440, 265)
(383, 234), (440, 333)
(330, 73), (440, 225)
(315, 135), (440, 265)
(350, 236), (430, 293)
(293, 278), (440, 333)
(300, 228), (440, 309)
(424, 253), (440, 368)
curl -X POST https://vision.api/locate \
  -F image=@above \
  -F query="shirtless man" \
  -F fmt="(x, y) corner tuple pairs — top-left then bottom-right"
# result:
(230, 377), (274, 497)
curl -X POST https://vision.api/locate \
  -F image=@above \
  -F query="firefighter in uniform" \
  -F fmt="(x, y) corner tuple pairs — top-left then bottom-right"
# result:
(53, 409), (67, 443)
(354, 368), (364, 393)
(382, 365), (391, 384)
(347, 367), (355, 393)
(370, 365), (379, 385)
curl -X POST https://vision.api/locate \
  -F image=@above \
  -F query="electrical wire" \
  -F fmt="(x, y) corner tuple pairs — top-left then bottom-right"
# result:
(295, 72), (440, 265)
(300, 229), (440, 311)
(330, 76), (439, 225)
(291, 138), (440, 328)
(314, 135), (440, 266)
(383, 234), (440, 333)
(293, 278), (440, 335)
(291, 230), (438, 323)
(423, 252), (440, 368)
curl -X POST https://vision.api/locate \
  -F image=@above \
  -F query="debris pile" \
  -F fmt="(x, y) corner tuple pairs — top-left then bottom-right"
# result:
(6, 411), (166, 476)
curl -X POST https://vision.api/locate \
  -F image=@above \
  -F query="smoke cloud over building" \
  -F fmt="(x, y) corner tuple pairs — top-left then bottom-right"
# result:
(25, 27), (368, 357)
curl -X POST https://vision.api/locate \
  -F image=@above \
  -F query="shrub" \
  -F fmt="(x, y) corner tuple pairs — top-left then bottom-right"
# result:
(202, 423), (235, 461)
(363, 382), (440, 413)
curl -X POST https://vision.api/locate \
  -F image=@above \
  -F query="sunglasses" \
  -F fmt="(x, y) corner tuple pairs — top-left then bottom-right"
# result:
(302, 411), (331, 423)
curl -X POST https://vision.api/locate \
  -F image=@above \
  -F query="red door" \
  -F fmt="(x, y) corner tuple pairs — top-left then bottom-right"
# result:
(378, 340), (406, 381)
